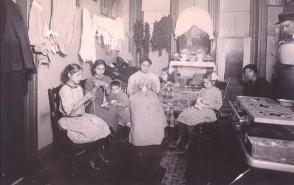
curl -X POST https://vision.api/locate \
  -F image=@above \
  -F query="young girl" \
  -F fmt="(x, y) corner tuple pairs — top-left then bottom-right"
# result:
(171, 71), (223, 153)
(58, 64), (110, 144)
(85, 60), (119, 133)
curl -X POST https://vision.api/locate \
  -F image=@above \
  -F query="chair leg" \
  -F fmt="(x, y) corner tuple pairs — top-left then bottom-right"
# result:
(168, 134), (184, 149)
(64, 156), (79, 179)
(89, 160), (100, 170)
(183, 138), (193, 153)
(98, 153), (110, 164)
(176, 127), (194, 154)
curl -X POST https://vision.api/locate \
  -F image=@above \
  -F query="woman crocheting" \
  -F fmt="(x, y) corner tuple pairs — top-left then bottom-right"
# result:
(127, 58), (167, 146)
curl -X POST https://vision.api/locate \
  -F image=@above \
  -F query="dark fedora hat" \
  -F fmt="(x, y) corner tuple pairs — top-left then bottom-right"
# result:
(275, 12), (294, 24)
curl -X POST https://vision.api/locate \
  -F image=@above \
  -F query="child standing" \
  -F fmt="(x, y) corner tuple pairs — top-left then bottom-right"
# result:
(109, 80), (131, 142)
(159, 68), (175, 142)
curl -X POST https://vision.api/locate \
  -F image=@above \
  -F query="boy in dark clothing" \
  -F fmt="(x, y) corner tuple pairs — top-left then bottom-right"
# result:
(109, 80), (131, 142)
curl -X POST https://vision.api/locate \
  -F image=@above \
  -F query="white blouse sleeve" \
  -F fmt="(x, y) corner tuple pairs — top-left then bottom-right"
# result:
(59, 86), (75, 116)
(127, 74), (138, 95)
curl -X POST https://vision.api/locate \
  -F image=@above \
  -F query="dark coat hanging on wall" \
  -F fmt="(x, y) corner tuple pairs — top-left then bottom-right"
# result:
(0, 0), (36, 184)
(0, 0), (36, 74)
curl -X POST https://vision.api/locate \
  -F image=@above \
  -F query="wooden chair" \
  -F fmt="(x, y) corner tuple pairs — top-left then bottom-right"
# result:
(215, 79), (230, 117)
(48, 84), (110, 176)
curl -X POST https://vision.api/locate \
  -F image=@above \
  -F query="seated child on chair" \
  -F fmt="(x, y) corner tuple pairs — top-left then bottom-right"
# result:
(109, 80), (131, 142)
(170, 71), (222, 153)
(58, 64), (110, 144)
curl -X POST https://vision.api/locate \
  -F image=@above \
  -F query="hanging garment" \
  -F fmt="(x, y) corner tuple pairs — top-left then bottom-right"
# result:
(28, 0), (58, 64)
(0, 0), (36, 74)
(175, 7), (214, 39)
(0, 0), (36, 182)
(96, 16), (124, 54)
(79, 8), (98, 62)
(50, 0), (76, 55)
(29, 0), (48, 47)
(79, 9), (125, 62)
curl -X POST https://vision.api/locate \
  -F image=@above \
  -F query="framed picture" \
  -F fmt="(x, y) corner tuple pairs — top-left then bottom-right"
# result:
(100, 0), (114, 17)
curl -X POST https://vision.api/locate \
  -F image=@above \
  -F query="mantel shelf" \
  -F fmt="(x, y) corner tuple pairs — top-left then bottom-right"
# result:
(169, 61), (216, 74)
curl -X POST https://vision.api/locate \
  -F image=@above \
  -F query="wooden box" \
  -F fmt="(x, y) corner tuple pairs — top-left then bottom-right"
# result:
(246, 136), (294, 164)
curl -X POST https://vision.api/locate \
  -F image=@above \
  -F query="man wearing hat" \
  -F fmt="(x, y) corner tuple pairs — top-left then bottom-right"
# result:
(276, 12), (294, 39)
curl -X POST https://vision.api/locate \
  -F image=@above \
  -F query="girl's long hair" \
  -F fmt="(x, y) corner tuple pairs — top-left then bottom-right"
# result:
(61, 63), (82, 83)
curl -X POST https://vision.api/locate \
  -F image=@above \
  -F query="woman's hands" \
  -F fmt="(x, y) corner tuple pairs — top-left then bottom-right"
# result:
(87, 80), (109, 100)
(194, 98), (204, 109)
(138, 82), (152, 92)
(91, 80), (110, 95)
(197, 98), (203, 105)
(94, 80), (108, 89)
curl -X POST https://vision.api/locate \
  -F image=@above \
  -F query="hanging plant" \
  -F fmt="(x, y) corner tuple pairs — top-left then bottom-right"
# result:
(133, 21), (150, 63)
(142, 23), (150, 60)
(133, 21), (144, 53)
(151, 15), (172, 56)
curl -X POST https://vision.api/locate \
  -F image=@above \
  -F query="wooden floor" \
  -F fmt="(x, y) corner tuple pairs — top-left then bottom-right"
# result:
(15, 120), (294, 185)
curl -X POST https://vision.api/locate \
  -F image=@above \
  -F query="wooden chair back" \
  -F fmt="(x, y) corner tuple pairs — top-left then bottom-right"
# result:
(48, 85), (63, 142)
(214, 79), (230, 117)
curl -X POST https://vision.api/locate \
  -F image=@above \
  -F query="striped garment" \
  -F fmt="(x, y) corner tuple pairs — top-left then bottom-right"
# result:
(159, 81), (175, 127)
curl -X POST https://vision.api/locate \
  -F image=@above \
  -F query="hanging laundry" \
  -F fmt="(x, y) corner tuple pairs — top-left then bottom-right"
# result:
(79, 7), (125, 63)
(79, 8), (98, 63)
(28, 0), (59, 64)
(50, 0), (76, 55)
(29, 0), (48, 47)
(175, 7), (214, 39)
(1, 1), (36, 178)
(96, 16), (124, 53)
